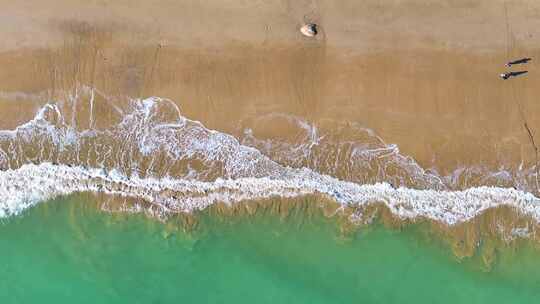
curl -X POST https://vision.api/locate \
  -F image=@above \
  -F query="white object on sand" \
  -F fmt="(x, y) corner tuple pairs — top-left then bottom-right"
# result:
(300, 23), (318, 37)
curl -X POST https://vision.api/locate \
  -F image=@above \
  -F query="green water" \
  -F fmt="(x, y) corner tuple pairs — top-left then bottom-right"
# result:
(2, 196), (540, 303)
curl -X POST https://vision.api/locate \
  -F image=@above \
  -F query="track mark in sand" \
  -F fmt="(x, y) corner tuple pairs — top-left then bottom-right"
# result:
(504, 1), (540, 192)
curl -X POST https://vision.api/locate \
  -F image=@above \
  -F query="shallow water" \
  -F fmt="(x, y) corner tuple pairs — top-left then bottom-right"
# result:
(2, 195), (540, 303)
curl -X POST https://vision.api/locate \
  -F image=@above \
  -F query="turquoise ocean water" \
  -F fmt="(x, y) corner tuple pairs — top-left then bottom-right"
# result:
(1, 195), (540, 303)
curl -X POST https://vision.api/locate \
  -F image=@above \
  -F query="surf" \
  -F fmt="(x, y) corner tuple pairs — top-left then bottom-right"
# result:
(0, 87), (539, 228)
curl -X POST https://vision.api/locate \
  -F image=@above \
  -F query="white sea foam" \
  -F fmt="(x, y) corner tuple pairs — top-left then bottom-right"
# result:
(1, 162), (540, 226)
(1, 89), (540, 226)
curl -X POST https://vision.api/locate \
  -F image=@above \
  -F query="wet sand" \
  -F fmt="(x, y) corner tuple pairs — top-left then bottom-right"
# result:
(1, 0), (540, 176)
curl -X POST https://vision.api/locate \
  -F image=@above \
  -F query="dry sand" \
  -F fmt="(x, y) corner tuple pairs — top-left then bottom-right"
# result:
(1, 0), (540, 175)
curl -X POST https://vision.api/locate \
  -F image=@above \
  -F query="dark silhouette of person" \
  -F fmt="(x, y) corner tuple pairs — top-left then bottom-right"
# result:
(500, 70), (528, 80)
(506, 58), (532, 67)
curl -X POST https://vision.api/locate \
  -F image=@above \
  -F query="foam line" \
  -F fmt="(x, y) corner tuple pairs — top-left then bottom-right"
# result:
(1, 90), (539, 225)
(1, 162), (539, 225)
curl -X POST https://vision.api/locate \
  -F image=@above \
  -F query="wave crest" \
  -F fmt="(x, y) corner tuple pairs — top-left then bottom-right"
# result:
(1, 87), (539, 226)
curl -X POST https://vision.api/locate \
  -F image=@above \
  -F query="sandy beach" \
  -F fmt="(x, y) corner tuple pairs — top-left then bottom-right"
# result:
(1, 0), (540, 177)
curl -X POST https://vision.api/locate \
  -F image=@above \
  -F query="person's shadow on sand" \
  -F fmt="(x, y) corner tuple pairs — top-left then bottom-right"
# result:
(506, 58), (532, 67)
(500, 70), (528, 80)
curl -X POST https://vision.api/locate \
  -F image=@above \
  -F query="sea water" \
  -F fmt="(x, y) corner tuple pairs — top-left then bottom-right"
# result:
(1, 195), (540, 303)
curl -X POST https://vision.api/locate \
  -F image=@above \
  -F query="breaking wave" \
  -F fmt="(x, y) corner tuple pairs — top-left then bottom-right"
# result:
(1, 86), (540, 226)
